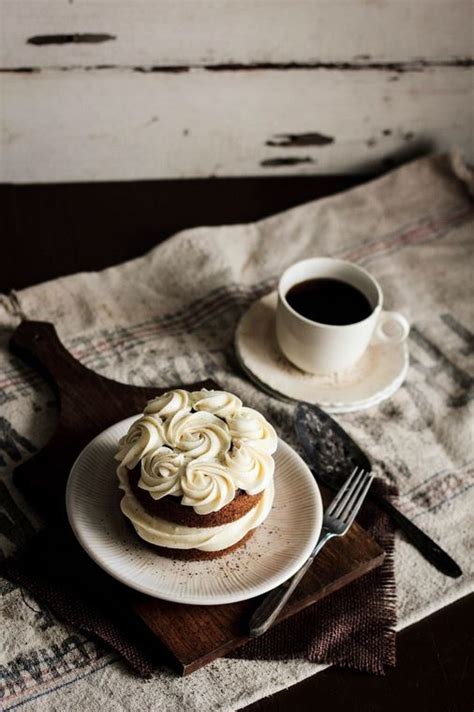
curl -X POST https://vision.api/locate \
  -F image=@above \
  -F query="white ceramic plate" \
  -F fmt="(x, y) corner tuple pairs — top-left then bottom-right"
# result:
(66, 416), (323, 605)
(235, 291), (409, 413)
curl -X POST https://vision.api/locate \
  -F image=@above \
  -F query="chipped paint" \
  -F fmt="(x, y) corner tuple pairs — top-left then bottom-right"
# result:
(133, 66), (190, 74)
(2, 58), (472, 75)
(266, 132), (334, 147)
(260, 157), (314, 167)
(0, 67), (40, 73)
(28, 33), (116, 45)
(205, 58), (474, 73)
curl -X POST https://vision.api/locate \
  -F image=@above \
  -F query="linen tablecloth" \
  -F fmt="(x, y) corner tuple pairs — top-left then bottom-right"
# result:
(1, 152), (473, 710)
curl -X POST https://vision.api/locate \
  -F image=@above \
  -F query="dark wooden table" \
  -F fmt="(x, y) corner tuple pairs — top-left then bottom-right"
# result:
(1, 176), (472, 711)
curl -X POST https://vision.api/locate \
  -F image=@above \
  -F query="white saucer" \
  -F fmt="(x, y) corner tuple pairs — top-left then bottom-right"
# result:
(66, 416), (323, 606)
(235, 291), (409, 414)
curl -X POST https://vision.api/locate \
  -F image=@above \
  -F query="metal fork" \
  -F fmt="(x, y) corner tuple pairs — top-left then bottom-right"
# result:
(249, 467), (374, 637)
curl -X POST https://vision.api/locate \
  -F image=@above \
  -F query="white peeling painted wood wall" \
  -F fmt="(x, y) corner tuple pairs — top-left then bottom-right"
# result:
(1, 0), (473, 183)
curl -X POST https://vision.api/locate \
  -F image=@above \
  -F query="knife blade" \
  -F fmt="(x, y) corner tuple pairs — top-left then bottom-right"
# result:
(295, 402), (462, 579)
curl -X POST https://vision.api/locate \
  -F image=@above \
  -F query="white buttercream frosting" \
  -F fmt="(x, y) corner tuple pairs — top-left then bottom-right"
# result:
(118, 467), (274, 552)
(144, 389), (192, 418)
(191, 390), (242, 418)
(224, 442), (274, 495)
(138, 446), (185, 499)
(166, 410), (231, 461)
(181, 459), (236, 514)
(115, 389), (277, 537)
(226, 407), (278, 453)
(114, 414), (166, 469)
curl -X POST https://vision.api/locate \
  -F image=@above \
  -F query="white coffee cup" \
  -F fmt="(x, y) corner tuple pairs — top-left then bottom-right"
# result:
(276, 257), (409, 374)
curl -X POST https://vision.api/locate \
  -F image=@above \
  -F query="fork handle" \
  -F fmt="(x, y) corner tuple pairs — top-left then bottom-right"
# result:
(249, 531), (333, 637)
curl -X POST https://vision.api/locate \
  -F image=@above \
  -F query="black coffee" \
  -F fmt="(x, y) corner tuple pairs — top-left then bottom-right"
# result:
(286, 278), (372, 326)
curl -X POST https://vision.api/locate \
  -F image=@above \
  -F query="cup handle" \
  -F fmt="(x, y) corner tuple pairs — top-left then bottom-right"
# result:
(371, 310), (410, 345)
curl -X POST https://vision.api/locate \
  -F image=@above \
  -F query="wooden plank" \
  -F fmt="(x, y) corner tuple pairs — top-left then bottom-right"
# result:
(1, 66), (472, 182)
(1, 0), (472, 69)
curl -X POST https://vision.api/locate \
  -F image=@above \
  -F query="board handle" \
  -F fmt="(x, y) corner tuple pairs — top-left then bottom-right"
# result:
(10, 320), (95, 390)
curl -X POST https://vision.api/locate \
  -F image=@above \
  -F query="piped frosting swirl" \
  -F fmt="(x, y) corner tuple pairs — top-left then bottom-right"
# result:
(139, 446), (185, 499)
(115, 414), (166, 469)
(165, 410), (231, 461)
(144, 389), (191, 418)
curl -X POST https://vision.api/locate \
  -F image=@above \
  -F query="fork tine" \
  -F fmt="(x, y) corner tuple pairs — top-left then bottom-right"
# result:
(331, 467), (367, 518)
(337, 469), (370, 520)
(327, 466), (361, 516)
(342, 472), (374, 527)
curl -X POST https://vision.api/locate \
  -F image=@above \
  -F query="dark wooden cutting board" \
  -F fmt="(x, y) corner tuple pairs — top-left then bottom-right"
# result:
(10, 320), (384, 675)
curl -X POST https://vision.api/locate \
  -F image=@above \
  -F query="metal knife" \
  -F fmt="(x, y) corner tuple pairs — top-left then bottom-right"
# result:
(295, 402), (462, 579)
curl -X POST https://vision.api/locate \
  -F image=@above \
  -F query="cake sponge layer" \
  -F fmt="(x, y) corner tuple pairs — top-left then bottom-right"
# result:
(129, 465), (263, 528)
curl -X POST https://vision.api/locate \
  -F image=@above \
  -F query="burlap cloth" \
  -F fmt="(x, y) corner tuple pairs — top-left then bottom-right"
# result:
(1, 153), (473, 710)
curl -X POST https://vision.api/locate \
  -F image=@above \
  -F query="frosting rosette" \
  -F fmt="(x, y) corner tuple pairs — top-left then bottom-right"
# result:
(180, 460), (236, 514)
(144, 389), (191, 418)
(138, 446), (185, 499)
(166, 410), (231, 460)
(225, 442), (274, 495)
(191, 389), (242, 418)
(226, 407), (278, 454)
(115, 414), (166, 469)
